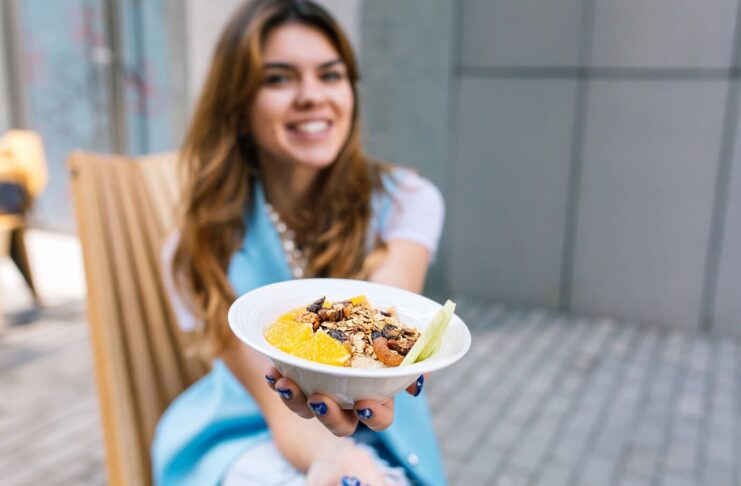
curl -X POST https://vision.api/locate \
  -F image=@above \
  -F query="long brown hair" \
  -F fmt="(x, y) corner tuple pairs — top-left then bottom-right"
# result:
(173, 0), (388, 357)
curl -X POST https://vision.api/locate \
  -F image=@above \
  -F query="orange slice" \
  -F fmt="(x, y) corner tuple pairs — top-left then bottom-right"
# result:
(277, 306), (306, 321)
(291, 331), (351, 366)
(264, 320), (312, 353)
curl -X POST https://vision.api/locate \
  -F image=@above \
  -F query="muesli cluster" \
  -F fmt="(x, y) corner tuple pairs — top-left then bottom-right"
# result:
(295, 296), (421, 368)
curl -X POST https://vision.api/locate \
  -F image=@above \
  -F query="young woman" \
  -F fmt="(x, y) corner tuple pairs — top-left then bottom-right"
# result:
(153, 1), (445, 484)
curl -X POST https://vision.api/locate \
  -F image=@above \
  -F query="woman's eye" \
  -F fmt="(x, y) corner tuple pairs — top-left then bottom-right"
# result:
(264, 73), (289, 86)
(321, 71), (344, 82)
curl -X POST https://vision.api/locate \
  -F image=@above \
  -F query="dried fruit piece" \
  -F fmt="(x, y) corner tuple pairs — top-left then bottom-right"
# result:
(350, 295), (368, 306)
(306, 297), (325, 314)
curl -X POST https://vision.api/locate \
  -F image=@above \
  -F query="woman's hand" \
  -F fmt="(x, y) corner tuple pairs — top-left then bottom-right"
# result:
(305, 439), (387, 486)
(265, 366), (425, 436)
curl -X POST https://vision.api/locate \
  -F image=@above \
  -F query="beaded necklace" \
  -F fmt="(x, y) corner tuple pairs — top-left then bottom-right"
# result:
(265, 202), (308, 278)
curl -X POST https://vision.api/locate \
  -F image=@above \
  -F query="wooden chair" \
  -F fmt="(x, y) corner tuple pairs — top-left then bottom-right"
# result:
(68, 151), (209, 486)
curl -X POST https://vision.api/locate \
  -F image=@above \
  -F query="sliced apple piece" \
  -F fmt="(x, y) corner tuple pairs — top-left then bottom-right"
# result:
(401, 300), (456, 365)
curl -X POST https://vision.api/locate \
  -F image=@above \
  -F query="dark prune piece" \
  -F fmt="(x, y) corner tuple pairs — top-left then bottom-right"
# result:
(328, 329), (347, 342)
(307, 296), (326, 314)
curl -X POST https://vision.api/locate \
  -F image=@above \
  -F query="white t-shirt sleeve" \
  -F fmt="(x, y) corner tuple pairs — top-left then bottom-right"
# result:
(379, 171), (445, 260)
(161, 232), (201, 332)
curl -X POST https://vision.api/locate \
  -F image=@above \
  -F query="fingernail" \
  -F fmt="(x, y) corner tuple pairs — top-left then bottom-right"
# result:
(265, 375), (276, 385)
(309, 401), (327, 416)
(357, 408), (373, 420)
(340, 476), (361, 486)
(276, 388), (292, 399)
(413, 375), (424, 397)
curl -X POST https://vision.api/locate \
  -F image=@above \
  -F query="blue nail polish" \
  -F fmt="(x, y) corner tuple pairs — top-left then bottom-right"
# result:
(414, 375), (424, 397)
(309, 402), (327, 416)
(340, 476), (361, 486)
(265, 375), (276, 385)
(276, 388), (292, 399)
(357, 408), (373, 420)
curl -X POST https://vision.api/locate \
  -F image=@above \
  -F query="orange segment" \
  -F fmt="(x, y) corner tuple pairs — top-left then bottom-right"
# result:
(264, 320), (313, 353)
(291, 331), (351, 366)
(277, 306), (306, 321)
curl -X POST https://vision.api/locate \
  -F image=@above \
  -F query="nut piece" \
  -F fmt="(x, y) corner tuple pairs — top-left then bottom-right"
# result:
(371, 334), (404, 367)
(318, 307), (340, 322)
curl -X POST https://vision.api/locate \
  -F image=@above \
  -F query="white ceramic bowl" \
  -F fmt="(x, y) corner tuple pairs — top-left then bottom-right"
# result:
(228, 278), (471, 408)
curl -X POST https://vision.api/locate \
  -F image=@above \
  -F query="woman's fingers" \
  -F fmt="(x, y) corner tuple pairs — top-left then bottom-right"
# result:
(264, 366), (281, 391)
(405, 374), (426, 397)
(353, 398), (394, 432)
(306, 393), (358, 436)
(271, 374), (314, 419)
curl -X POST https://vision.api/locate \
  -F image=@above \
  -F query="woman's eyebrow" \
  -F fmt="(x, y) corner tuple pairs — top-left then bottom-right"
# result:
(262, 59), (344, 70)
(318, 59), (343, 69)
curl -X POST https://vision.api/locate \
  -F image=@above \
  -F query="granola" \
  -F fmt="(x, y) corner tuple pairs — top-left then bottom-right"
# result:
(290, 296), (421, 368)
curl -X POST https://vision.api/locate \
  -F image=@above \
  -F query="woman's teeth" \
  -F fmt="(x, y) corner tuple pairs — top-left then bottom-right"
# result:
(293, 120), (329, 133)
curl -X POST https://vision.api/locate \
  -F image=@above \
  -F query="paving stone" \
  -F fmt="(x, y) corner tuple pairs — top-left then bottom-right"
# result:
(532, 462), (573, 486)
(576, 457), (617, 485)
(624, 446), (660, 477)
(656, 473), (696, 486)
(615, 472), (654, 486)
(494, 469), (532, 486)
(661, 443), (698, 475)
(507, 443), (549, 472)
(700, 469), (736, 486)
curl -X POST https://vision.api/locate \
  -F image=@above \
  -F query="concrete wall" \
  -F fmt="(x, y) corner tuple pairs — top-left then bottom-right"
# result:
(358, 0), (456, 297)
(452, 0), (741, 335)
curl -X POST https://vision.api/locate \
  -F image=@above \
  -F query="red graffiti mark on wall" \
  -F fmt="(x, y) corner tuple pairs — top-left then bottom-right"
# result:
(71, 4), (106, 49)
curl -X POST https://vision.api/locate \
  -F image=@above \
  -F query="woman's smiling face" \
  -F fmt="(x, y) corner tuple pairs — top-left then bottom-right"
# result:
(249, 22), (354, 172)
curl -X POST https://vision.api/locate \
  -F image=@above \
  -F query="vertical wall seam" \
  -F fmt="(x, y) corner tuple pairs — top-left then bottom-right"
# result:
(104, 0), (127, 154)
(558, 0), (596, 311)
(2, 0), (27, 128)
(698, 0), (741, 331)
(442, 0), (465, 298)
(133, 0), (149, 154)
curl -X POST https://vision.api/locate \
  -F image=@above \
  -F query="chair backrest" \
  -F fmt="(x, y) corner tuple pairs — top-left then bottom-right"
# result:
(68, 151), (209, 486)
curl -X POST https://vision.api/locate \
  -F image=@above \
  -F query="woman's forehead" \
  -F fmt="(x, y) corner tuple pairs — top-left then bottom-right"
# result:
(262, 23), (341, 66)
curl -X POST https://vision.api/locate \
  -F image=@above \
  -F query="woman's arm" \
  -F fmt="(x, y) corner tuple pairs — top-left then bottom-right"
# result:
(221, 334), (387, 483)
(368, 239), (431, 293)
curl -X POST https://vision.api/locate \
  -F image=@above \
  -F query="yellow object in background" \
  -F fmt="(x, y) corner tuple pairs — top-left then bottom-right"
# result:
(0, 130), (49, 199)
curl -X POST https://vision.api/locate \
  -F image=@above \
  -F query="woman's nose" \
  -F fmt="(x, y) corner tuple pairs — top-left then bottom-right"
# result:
(294, 77), (325, 108)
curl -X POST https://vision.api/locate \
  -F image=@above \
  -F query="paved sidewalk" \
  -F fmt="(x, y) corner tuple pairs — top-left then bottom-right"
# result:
(431, 299), (740, 486)
(0, 232), (739, 485)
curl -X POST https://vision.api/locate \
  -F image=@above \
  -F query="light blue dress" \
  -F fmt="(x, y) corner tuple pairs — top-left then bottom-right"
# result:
(151, 176), (446, 486)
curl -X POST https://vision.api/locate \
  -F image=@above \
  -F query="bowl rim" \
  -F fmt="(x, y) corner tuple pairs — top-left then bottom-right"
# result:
(228, 278), (471, 378)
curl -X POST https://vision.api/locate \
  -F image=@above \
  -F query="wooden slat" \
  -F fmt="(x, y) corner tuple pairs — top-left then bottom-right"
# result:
(140, 153), (179, 237)
(113, 160), (185, 415)
(137, 155), (210, 385)
(97, 157), (163, 449)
